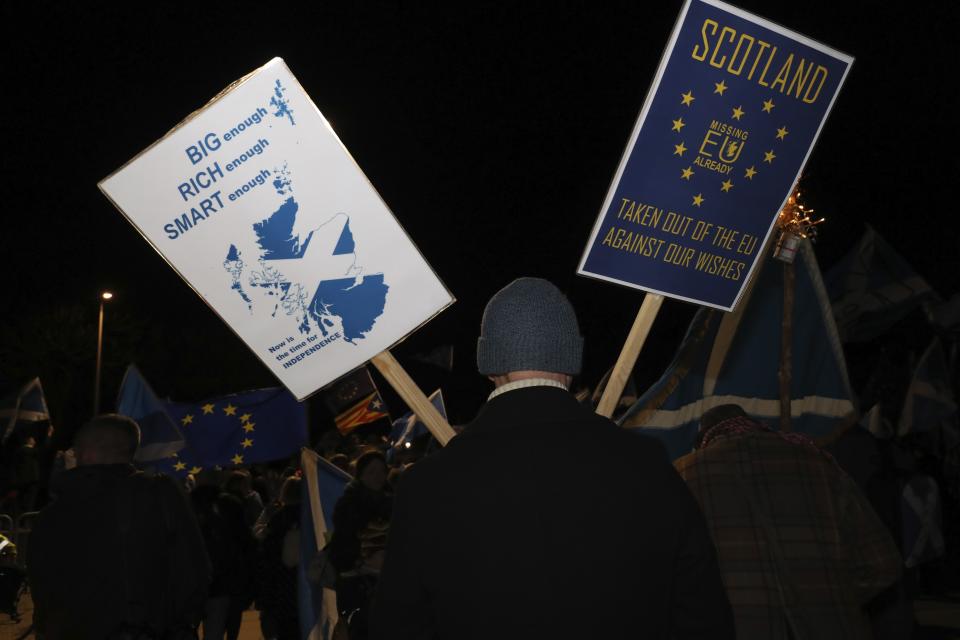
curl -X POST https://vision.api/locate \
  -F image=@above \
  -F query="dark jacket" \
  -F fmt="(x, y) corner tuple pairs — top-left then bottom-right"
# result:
(329, 482), (392, 573)
(191, 485), (256, 599)
(27, 464), (209, 640)
(371, 386), (733, 640)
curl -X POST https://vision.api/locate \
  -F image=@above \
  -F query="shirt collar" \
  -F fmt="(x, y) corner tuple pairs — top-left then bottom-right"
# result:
(488, 377), (569, 401)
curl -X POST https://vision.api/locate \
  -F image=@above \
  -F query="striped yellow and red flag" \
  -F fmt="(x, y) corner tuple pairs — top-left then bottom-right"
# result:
(335, 392), (389, 435)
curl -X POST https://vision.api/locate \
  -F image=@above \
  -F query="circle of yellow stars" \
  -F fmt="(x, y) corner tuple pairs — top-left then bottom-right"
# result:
(672, 83), (790, 199)
(170, 402), (256, 473)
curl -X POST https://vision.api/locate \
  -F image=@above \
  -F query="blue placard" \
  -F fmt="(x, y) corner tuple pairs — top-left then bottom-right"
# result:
(578, 0), (853, 310)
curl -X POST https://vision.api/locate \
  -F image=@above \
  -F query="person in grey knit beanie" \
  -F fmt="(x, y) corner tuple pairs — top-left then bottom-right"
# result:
(477, 277), (584, 378)
(372, 280), (736, 640)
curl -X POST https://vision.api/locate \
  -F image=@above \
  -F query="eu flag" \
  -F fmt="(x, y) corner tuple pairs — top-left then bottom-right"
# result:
(157, 388), (306, 475)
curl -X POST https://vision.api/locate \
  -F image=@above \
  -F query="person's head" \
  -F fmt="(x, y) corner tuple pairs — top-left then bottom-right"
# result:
(328, 453), (351, 474)
(696, 404), (748, 449)
(355, 450), (388, 492)
(387, 465), (405, 492)
(224, 470), (252, 498)
(73, 414), (141, 466)
(279, 475), (302, 506)
(477, 277), (583, 388)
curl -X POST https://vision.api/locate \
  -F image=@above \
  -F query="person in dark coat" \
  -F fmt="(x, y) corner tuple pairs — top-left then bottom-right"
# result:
(328, 451), (392, 639)
(257, 476), (303, 640)
(27, 414), (209, 640)
(371, 277), (734, 640)
(328, 450), (392, 574)
(192, 483), (256, 640)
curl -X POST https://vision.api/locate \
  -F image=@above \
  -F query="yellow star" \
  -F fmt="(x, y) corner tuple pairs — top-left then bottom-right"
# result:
(174, 461), (187, 471)
(189, 466), (203, 475)
(223, 404), (237, 416)
(764, 150), (776, 164)
(673, 141), (687, 156)
(231, 454), (244, 465)
(671, 117), (685, 132)
(242, 421), (255, 433)
(692, 193), (704, 207)
(181, 414), (193, 426)
(680, 166), (694, 180)
(241, 438), (254, 449)
(714, 80), (728, 95)
(776, 126), (789, 140)
(731, 105), (745, 120)
(762, 99), (775, 113)
(720, 179), (733, 192)
(745, 166), (757, 179)
(169, 452), (179, 459)
(239, 413), (252, 423)
(201, 403), (215, 415)
(680, 90), (695, 106)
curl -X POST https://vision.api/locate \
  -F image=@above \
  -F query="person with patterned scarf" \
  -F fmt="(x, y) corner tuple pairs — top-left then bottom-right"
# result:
(676, 404), (902, 640)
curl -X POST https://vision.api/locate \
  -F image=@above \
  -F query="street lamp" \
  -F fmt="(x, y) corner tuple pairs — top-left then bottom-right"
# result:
(93, 291), (114, 415)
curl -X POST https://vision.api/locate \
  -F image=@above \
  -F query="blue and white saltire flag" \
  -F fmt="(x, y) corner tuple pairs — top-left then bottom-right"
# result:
(897, 338), (957, 437)
(901, 475), (945, 569)
(299, 448), (352, 640)
(860, 403), (893, 440)
(388, 389), (446, 450)
(116, 365), (185, 461)
(619, 240), (856, 459)
(0, 377), (51, 444)
(826, 225), (937, 343)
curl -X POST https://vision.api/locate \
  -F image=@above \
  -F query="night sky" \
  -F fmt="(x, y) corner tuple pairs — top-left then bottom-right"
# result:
(4, 2), (958, 434)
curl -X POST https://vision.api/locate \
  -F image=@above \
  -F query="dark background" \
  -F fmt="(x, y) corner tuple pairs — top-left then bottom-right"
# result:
(3, 1), (958, 437)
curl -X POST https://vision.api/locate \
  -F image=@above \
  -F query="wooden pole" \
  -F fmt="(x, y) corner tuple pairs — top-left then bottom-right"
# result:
(596, 293), (665, 418)
(778, 261), (795, 432)
(371, 350), (457, 445)
(300, 448), (340, 637)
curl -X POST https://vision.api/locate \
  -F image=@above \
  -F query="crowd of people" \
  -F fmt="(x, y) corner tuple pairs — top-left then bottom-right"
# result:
(2, 277), (956, 639)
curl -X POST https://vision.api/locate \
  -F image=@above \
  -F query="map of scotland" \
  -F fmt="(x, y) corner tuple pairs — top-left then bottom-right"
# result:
(101, 59), (452, 398)
(223, 173), (389, 344)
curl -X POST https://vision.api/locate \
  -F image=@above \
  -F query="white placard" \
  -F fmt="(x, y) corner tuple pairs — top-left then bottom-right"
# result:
(100, 58), (453, 400)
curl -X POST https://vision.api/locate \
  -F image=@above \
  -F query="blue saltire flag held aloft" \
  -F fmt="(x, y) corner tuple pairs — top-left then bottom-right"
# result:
(116, 365), (185, 462)
(0, 377), (51, 444)
(388, 389), (446, 450)
(578, 0), (852, 310)
(299, 448), (352, 640)
(897, 338), (958, 438)
(619, 240), (856, 459)
(825, 225), (937, 343)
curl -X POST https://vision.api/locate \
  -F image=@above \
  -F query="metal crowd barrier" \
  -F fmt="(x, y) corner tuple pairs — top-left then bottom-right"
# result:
(12, 513), (38, 570)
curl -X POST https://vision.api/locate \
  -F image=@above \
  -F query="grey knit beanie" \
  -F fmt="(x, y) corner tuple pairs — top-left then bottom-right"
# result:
(477, 278), (583, 376)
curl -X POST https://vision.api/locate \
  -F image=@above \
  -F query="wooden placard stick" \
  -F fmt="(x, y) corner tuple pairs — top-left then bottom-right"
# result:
(596, 293), (665, 418)
(371, 350), (457, 446)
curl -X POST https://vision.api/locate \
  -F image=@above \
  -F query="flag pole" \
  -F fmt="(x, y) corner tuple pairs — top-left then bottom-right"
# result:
(371, 350), (456, 445)
(596, 293), (665, 418)
(778, 261), (796, 432)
